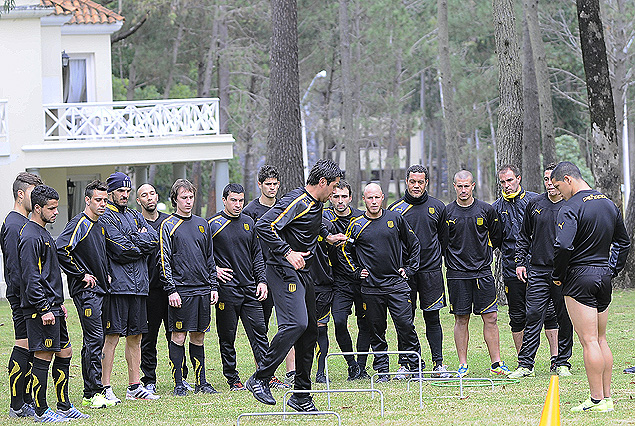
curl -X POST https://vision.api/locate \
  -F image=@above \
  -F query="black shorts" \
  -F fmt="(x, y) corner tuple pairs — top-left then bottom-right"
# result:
(410, 269), (446, 311)
(8, 294), (28, 340)
(315, 286), (334, 325)
(563, 266), (612, 312)
(26, 313), (70, 352)
(448, 275), (498, 315)
(168, 293), (211, 332)
(104, 294), (148, 336)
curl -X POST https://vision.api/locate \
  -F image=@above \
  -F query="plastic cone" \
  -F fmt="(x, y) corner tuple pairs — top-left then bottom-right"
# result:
(539, 375), (560, 426)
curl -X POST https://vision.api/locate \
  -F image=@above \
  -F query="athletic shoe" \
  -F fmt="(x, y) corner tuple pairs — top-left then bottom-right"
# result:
(394, 365), (411, 380)
(347, 363), (361, 381)
(571, 398), (609, 412)
(285, 370), (296, 387)
(550, 362), (557, 373)
(144, 383), (157, 394)
(432, 364), (452, 379)
(182, 379), (194, 391)
(82, 392), (117, 408)
(556, 366), (572, 377)
(624, 366), (635, 374)
(195, 382), (218, 394)
(375, 373), (391, 383)
(173, 385), (188, 396)
(315, 372), (329, 383)
(457, 363), (469, 377)
(357, 369), (371, 380)
(605, 397), (614, 412)
(9, 402), (35, 417)
(490, 362), (511, 376)
(286, 394), (318, 412)
(126, 385), (160, 400)
(269, 376), (290, 389)
(245, 374), (276, 405)
(57, 405), (89, 419)
(229, 381), (246, 391)
(103, 386), (121, 404)
(34, 408), (69, 422)
(508, 367), (535, 379)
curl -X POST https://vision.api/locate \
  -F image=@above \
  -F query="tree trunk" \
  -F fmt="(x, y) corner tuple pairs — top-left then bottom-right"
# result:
(268, 0), (303, 194)
(380, 51), (401, 201)
(521, 12), (542, 193)
(576, 0), (622, 207)
(163, 23), (184, 99)
(437, 0), (461, 176)
(217, 7), (230, 134)
(200, 5), (221, 98)
(126, 48), (138, 101)
(192, 161), (203, 216)
(523, 0), (556, 167)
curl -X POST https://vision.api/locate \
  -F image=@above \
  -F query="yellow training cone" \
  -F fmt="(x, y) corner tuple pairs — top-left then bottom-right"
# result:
(539, 375), (560, 426)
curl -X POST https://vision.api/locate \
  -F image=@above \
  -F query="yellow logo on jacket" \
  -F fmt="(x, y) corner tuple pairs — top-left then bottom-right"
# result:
(175, 321), (183, 329)
(244, 223), (250, 231)
(289, 283), (297, 293)
(387, 220), (394, 228)
(84, 308), (92, 317)
(199, 225), (205, 233)
(218, 303), (225, 310)
(44, 339), (52, 348)
(106, 321), (111, 329)
(429, 207), (435, 215)
(558, 222), (564, 229)
(101, 227), (105, 235)
(476, 217), (484, 226)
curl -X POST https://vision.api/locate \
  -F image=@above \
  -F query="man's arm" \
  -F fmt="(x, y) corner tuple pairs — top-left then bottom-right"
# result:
(129, 211), (159, 254)
(487, 205), (503, 249)
(102, 214), (143, 263)
(55, 217), (88, 281)
(1, 222), (24, 291)
(19, 235), (51, 315)
(609, 209), (630, 276)
(251, 227), (267, 286)
(158, 220), (177, 296)
(552, 207), (577, 282)
(205, 222), (219, 294)
(398, 215), (420, 277)
(515, 202), (534, 282)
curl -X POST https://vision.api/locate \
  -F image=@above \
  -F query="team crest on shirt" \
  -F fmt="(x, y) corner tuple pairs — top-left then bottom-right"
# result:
(84, 308), (92, 317)
(558, 222), (564, 229)
(289, 283), (297, 293)
(534, 209), (542, 215)
(32, 313), (37, 319)
(476, 217), (484, 226)
(218, 303), (225, 310)
(176, 321), (183, 329)
(244, 223), (250, 231)
(44, 339), (52, 348)
(362, 303), (367, 310)
(199, 225), (205, 233)
(387, 220), (394, 228)
(429, 207), (435, 215)
(106, 321), (111, 329)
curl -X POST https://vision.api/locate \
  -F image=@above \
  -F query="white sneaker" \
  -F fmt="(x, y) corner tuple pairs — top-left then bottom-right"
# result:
(103, 386), (121, 404)
(126, 385), (160, 400)
(394, 366), (411, 380)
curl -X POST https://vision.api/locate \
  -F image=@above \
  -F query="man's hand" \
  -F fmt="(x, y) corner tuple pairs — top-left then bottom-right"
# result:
(168, 292), (182, 308)
(553, 280), (562, 286)
(516, 266), (527, 283)
(216, 266), (234, 283)
(256, 283), (268, 301)
(359, 268), (369, 279)
(325, 233), (348, 246)
(210, 291), (219, 305)
(398, 268), (408, 279)
(285, 250), (310, 270)
(82, 273), (97, 288)
(61, 304), (68, 319)
(139, 227), (148, 233)
(41, 312), (55, 326)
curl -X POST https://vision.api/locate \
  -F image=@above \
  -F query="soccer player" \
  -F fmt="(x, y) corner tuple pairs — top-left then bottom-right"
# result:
(243, 165), (293, 389)
(551, 161), (630, 412)
(159, 179), (219, 396)
(443, 170), (510, 377)
(509, 164), (574, 378)
(492, 165), (558, 359)
(389, 165), (450, 378)
(245, 159), (347, 411)
(209, 183), (269, 391)
(324, 180), (371, 380)
(20, 185), (87, 421)
(56, 180), (115, 409)
(101, 172), (159, 402)
(342, 183), (422, 381)
(2, 172), (42, 418)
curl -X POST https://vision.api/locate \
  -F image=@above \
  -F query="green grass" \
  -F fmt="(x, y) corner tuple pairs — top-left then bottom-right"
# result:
(1, 291), (635, 425)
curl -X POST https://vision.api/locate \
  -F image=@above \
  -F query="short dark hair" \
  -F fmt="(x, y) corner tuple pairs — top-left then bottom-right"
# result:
(137, 183), (156, 193)
(406, 165), (429, 181)
(334, 179), (352, 196)
(223, 183), (244, 198)
(170, 179), (196, 208)
(31, 185), (59, 209)
(258, 165), (280, 184)
(12, 172), (43, 200)
(85, 180), (108, 198)
(551, 161), (583, 182)
(306, 159), (342, 186)
(545, 162), (557, 172)
(498, 164), (520, 177)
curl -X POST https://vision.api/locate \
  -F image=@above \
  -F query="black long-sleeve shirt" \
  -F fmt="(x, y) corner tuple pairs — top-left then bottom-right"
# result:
(553, 189), (630, 282)
(443, 199), (502, 278)
(1, 211), (28, 300)
(515, 193), (563, 270)
(255, 187), (329, 270)
(389, 191), (446, 271)
(56, 212), (109, 297)
(323, 206), (364, 283)
(19, 221), (64, 316)
(208, 211), (266, 288)
(243, 198), (275, 262)
(146, 212), (171, 290)
(310, 218), (335, 288)
(492, 188), (538, 278)
(159, 214), (218, 296)
(341, 209), (420, 294)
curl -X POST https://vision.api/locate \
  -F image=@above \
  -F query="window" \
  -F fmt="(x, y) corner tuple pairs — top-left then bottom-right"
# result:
(62, 54), (95, 103)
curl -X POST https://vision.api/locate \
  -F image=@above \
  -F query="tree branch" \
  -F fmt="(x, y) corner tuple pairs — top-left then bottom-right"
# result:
(111, 13), (149, 44)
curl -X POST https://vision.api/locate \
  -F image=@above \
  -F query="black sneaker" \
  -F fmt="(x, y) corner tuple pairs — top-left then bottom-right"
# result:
(347, 363), (361, 381)
(315, 372), (329, 383)
(195, 382), (218, 394)
(356, 368), (371, 380)
(245, 374), (276, 405)
(173, 385), (188, 396)
(229, 381), (246, 391)
(287, 394), (318, 412)
(375, 373), (391, 383)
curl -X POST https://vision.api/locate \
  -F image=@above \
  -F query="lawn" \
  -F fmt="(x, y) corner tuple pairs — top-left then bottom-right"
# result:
(1, 290), (634, 425)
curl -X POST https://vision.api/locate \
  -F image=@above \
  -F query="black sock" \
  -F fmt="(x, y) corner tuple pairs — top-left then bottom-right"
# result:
(128, 383), (140, 391)
(32, 357), (51, 416)
(591, 397), (602, 404)
(169, 341), (185, 386)
(316, 326), (329, 375)
(491, 362), (500, 369)
(24, 352), (34, 405)
(8, 346), (29, 410)
(189, 343), (206, 386)
(52, 356), (71, 411)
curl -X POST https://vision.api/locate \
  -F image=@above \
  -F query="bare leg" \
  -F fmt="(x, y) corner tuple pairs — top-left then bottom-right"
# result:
(512, 331), (523, 354)
(286, 347), (296, 373)
(454, 314), (470, 364)
(125, 334), (142, 385)
(482, 312), (501, 363)
(101, 334), (119, 386)
(597, 309), (612, 399)
(545, 328), (559, 358)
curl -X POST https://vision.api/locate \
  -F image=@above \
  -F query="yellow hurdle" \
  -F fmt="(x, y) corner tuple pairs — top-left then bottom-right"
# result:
(539, 375), (561, 426)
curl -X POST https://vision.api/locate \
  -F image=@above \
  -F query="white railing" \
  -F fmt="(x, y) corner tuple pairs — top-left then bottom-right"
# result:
(43, 98), (220, 141)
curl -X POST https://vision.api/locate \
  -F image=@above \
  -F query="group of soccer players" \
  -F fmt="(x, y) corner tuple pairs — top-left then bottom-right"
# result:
(1, 157), (629, 421)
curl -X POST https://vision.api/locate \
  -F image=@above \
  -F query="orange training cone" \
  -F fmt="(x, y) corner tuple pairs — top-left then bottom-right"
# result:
(539, 375), (561, 426)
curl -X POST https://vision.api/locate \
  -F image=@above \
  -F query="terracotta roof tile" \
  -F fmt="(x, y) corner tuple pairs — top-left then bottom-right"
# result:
(41, 0), (124, 25)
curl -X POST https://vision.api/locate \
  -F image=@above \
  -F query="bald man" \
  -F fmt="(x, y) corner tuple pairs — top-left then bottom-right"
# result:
(341, 183), (421, 380)
(443, 170), (509, 377)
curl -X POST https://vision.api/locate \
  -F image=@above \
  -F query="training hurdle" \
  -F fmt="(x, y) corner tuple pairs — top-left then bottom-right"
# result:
(236, 410), (341, 426)
(406, 375), (497, 399)
(283, 388), (385, 417)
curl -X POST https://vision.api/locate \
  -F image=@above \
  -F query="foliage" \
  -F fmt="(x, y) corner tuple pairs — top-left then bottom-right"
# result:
(555, 135), (595, 185)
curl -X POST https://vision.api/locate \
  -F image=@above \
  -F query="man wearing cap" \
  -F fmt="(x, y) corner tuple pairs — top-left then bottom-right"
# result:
(101, 172), (160, 403)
